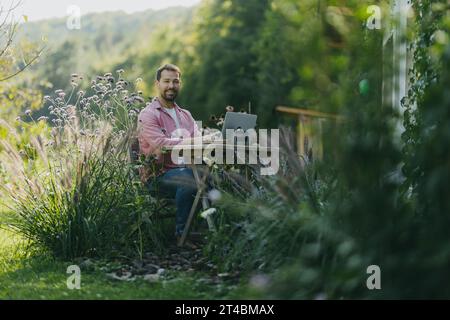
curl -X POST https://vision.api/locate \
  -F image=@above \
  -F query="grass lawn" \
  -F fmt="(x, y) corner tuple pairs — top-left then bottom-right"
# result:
(0, 227), (247, 299)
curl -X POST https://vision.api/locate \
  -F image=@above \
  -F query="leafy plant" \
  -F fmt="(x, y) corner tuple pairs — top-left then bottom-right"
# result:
(1, 71), (171, 259)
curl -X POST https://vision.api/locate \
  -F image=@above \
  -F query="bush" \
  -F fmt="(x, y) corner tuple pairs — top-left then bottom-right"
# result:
(205, 1), (450, 299)
(1, 71), (171, 259)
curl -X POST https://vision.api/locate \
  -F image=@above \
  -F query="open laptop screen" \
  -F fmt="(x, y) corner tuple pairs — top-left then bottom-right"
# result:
(221, 112), (257, 140)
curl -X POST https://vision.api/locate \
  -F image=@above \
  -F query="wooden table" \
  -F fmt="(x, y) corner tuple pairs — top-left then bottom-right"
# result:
(163, 141), (276, 246)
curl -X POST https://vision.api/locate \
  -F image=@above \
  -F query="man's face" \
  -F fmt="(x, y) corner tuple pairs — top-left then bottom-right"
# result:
(156, 70), (181, 102)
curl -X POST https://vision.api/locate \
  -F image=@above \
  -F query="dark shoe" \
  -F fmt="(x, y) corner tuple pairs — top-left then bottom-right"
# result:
(189, 232), (205, 243)
(176, 235), (200, 249)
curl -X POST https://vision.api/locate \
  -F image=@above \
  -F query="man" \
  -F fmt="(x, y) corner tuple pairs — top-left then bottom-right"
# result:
(137, 64), (207, 243)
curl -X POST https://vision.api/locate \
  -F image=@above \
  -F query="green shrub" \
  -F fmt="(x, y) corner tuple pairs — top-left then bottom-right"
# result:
(1, 72), (171, 259)
(206, 0), (450, 299)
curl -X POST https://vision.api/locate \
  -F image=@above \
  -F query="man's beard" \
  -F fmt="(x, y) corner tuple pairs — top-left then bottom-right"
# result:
(163, 90), (178, 101)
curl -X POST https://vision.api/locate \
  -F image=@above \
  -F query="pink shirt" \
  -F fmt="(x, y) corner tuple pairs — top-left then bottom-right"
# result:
(137, 98), (200, 178)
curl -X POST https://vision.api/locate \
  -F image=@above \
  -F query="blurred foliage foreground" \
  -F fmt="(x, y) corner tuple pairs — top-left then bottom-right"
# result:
(1, 0), (450, 299)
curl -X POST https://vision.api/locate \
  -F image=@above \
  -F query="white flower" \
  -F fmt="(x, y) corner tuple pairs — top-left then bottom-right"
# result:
(203, 156), (215, 167)
(249, 274), (270, 290)
(200, 208), (217, 219)
(207, 189), (222, 203)
(133, 96), (145, 103)
(24, 109), (32, 116)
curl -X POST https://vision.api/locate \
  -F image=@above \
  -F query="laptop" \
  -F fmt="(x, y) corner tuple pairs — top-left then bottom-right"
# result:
(221, 112), (257, 141)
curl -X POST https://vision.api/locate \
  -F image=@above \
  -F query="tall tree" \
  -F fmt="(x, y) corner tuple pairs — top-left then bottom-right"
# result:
(182, 0), (271, 120)
(0, 1), (44, 82)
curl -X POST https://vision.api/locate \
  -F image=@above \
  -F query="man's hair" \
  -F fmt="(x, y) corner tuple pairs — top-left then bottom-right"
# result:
(156, 64), (182, 81)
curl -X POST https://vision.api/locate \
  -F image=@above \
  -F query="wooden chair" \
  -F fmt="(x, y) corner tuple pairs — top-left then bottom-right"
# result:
(128, 136), (175, 220)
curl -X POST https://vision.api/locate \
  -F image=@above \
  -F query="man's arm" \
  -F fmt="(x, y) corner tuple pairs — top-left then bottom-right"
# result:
(184, 109), (220, 144)
(138, 111), (183, 152)
(139, 109), (220, 153)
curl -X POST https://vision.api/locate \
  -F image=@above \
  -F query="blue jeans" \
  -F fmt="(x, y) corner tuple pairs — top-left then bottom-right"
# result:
(146, 167), (198, 236)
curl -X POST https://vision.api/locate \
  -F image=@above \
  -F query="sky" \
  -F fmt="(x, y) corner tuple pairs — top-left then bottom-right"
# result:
(7, 0), (201, 22)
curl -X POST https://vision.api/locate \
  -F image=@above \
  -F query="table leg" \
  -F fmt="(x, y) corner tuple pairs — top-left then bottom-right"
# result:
(178, 165), (210, 246)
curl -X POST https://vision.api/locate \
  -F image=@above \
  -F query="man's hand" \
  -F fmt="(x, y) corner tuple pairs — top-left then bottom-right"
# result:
(176, 131), (222, 146)
(202, 131), (222, 144)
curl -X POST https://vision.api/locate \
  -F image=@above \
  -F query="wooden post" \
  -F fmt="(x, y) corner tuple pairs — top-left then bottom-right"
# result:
(276, 106), (345, 162)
